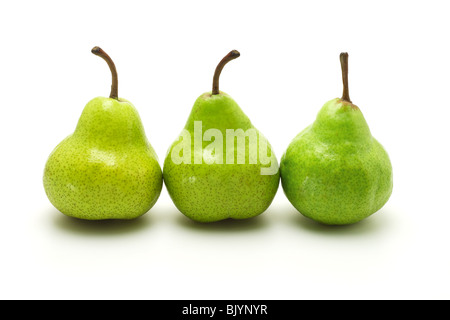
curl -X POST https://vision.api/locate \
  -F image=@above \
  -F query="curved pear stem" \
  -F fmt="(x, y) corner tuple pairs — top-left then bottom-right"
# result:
(340, 52), (352, 103)
(91, 46), (119, 100)
(212, 50), (240, 95)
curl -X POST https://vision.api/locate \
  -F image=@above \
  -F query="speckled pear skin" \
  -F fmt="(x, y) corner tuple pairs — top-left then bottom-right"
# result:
(280, 98), (393, 225)
(163, 92), (280, 223)
(43, 97), (163, 220)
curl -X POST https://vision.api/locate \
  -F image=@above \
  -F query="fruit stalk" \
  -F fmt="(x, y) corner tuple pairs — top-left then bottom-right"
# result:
(212, 50), (240, 95)
(91, 46), (119, 100)
(340, 52), (351, 103)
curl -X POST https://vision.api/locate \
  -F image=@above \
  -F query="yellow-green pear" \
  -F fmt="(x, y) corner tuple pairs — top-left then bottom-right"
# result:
(43, 47), (162, 220)
(164, 50), (280, 223)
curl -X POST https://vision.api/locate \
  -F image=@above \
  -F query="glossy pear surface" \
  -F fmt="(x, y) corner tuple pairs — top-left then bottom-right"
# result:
(281, 98), (393, 225)
(163, 92), (280, 222)
(44, 97), (163, 220)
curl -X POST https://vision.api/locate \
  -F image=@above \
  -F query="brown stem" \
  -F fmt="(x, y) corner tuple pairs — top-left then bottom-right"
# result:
(340, 52), (352, 103)
(212, 50), (240, 95)
(91, 46), (118, 100)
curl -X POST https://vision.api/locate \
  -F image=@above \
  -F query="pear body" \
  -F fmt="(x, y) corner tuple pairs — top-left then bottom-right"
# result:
(280, 98), (393, 225)
(163, 92), (280, 222)
(43, 97), (163, 220)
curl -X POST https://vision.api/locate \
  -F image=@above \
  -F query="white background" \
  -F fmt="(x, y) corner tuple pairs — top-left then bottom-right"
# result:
(0, 0), (448, 300)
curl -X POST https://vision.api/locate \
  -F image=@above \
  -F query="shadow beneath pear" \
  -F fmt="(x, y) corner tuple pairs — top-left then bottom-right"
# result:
(290, 207), (391, 236)
(51, 207), (152, 236)
(176, 212), (269, 233)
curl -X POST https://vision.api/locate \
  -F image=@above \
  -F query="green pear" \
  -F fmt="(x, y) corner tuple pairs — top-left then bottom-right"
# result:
(280, 53), (393, 225)
(163, 50), (280, 223)
(43, 47), (163, 220)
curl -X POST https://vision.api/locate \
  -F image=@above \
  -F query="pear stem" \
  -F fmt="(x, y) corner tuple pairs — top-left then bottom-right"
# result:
(340, 52), (352, 103)
(91, 46), (119, 100)
(212, 50), (240, 95)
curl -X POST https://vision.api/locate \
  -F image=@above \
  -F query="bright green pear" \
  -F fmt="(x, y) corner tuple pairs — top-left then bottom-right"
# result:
(163, 50), (280, 223)
(44, 47), (162, 220)
(281, 53), (393, 225)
